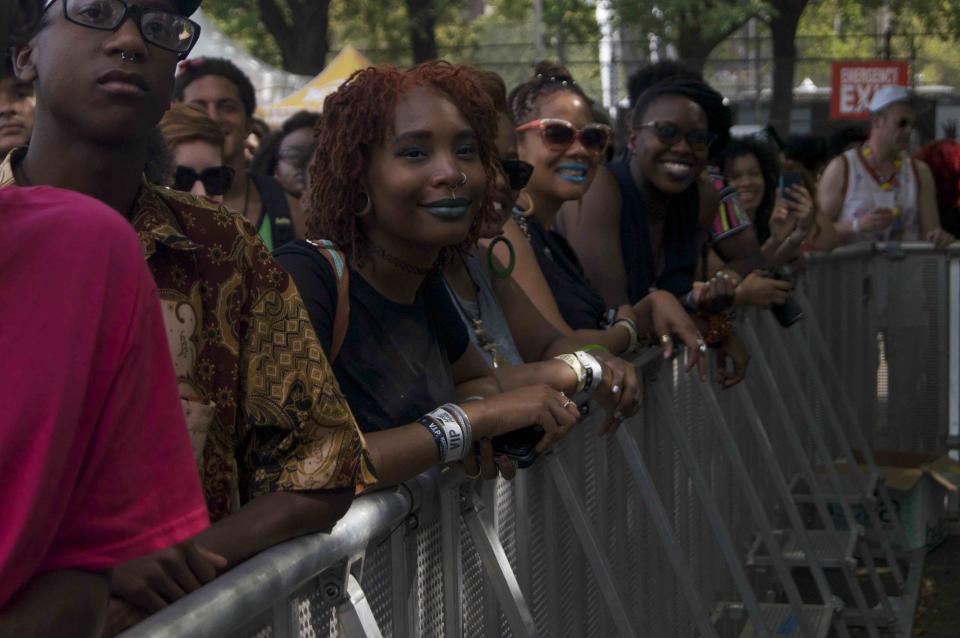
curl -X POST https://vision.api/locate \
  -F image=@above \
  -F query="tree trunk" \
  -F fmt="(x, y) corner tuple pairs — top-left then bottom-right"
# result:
(405, 0), (439, 63)
(766, 1), (809, 138)
(257, 0), (331, 75)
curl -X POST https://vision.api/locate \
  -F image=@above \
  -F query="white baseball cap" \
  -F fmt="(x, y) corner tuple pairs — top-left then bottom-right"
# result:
(868, 85), (911, 113)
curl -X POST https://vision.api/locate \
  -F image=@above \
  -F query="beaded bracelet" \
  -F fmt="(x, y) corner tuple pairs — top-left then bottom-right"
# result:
(702, 311), (734, 347)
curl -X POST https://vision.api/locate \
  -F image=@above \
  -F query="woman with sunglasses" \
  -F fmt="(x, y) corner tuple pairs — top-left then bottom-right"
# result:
(490, 62), (705, 372)
(158, 102), (234, 203)
(442, 68), (642, 432)
(560, 76), (752, 386)
(275, 62), (595, 487)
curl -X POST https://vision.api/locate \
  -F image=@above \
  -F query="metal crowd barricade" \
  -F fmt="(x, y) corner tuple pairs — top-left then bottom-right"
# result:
(120, 244), (958, 638)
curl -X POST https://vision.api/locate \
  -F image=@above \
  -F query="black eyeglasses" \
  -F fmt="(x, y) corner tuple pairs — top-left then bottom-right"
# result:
(174, 165), (235, 196)
(636, 121), (717, 152)
(499, 159), (533, 190)
(43, 0), (201, 59)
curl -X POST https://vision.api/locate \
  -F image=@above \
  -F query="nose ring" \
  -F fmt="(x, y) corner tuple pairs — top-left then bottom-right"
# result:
(449, 172), (468, 198)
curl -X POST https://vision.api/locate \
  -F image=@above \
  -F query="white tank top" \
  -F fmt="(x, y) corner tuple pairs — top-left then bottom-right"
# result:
(840, 146), (920, 242)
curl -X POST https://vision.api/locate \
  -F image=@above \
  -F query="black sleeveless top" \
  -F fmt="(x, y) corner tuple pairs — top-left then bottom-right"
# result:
(250, 173), (295, 251)
(608, 160), (701, 302)
(513, 209), (609, 331)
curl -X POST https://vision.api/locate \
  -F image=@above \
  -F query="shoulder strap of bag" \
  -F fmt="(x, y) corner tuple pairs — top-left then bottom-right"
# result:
(306, 239), (350, 362)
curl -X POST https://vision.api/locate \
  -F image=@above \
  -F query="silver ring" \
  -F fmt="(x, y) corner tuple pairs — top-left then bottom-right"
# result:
(660, 334), (671, 345)
(611, 384), (622, 395)
(457, 171), (468, 187)
(562, 400), (574, 409)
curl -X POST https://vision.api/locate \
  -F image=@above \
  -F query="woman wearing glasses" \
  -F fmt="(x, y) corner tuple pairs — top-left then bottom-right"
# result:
(443, 68), (642, 431)
(158, 102), (234, 203)
(553, 75), (752, 387)
(491, 63), (706, 373)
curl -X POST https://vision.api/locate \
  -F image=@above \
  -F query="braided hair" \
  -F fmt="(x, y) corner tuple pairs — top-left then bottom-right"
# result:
(305, 61), (499, 264)
(508, 61), (591, 127)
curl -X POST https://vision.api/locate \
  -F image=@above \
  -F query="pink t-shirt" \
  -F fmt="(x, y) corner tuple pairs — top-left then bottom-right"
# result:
(0, 187), (209, 605)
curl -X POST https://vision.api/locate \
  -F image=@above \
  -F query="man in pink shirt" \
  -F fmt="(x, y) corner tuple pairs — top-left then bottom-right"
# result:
(0, 186), (211, 635)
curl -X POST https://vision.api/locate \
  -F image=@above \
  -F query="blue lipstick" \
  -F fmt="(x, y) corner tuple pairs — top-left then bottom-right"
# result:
(422, 197), (472, 219)
(557, 163), (588, 184)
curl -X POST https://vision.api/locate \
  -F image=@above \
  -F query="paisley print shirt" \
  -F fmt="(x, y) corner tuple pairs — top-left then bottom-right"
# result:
(1, 150), (376, 521)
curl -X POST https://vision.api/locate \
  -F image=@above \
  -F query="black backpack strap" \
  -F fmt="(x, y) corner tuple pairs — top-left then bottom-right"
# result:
(249, 173), (295, 247)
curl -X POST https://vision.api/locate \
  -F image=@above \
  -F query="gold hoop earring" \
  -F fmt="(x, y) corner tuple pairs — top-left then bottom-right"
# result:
(515, 190), (535, 217)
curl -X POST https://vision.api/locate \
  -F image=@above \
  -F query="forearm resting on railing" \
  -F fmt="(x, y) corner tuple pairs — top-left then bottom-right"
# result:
(193, 489), (355, 567)
(0, 569), (109, 637)
(364, 424), (446, 489)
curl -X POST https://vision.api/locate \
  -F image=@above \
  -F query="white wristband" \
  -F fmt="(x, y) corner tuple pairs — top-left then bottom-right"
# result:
(852, 217), (861, 234)
(442, 403), (473, 454)
(613, 318), (639, 352)
(554, 353), (587, 393)
(428, 408), (467, 462)
(573, 351), (603, 394)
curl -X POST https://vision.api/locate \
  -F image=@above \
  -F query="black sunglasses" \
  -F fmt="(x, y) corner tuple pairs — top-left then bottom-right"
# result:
(636, 121), (717, 152)
(174, 165), (235, 197)
(43, 0), (201, 59)
(500, 159), (533, 190)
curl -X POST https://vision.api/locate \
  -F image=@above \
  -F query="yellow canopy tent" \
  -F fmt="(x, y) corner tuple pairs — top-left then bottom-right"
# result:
(258, 46), (372, 127)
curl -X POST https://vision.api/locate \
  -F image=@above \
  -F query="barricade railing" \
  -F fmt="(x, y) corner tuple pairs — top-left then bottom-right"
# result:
(120, 243), (958, 638)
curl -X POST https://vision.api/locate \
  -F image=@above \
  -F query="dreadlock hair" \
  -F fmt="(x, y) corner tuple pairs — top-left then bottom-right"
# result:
(173, 58), (257, 117)
(631, 76), (733, 159)
(306, 61), (499, 265)
(508, 61), (592, 127)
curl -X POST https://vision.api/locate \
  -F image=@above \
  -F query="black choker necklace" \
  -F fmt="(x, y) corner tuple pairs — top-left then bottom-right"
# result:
(368, 241), (437, 276)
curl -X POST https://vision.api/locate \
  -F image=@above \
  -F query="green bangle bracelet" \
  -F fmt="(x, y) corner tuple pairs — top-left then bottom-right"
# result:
(581, 344), (609, 354)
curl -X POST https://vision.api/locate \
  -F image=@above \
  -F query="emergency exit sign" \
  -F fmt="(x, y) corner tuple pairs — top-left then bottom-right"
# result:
(830, 60), (910, 120)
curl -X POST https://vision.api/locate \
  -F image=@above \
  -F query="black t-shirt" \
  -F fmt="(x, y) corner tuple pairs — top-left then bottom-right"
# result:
(274, 240), (470, 433)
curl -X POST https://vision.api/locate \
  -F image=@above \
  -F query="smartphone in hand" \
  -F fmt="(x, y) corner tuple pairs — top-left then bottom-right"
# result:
(779, 172), (803, 202)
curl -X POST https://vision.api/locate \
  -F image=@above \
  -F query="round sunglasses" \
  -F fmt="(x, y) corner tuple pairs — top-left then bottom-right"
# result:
(515, 118), (611, 155)
(499, 158), (533, 190)
(174, 165), (235, 197)
(636, 121), (717, 153)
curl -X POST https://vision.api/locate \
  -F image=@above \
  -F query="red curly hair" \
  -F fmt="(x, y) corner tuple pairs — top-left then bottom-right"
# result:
(306, 61), (499, 263)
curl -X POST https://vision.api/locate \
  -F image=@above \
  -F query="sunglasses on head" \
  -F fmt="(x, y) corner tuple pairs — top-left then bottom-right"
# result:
(515, 118), (611, 155)
(174, 165), (235, 197)
(499, 159), (533, 190)
(636, 121), (717, 152)
(42, 0), (201, 59)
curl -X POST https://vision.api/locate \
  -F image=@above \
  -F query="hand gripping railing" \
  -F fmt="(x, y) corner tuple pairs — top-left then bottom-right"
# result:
(118, 244), (955, 638)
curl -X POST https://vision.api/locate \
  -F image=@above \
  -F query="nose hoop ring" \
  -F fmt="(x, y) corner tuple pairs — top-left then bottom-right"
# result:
(449, 171), (468, 199)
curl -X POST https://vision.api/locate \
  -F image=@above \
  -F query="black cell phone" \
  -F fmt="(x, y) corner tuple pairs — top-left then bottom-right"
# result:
(764, 269), (805, 327)
(779, 172), (803, 201)
(491, 426), (544, 469)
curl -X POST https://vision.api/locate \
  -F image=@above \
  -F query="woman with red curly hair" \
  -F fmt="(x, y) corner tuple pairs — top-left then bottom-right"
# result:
(276, 61), (610, 485)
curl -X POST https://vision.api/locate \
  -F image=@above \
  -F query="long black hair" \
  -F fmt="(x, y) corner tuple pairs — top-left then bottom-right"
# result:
(721, 137), (781, 243)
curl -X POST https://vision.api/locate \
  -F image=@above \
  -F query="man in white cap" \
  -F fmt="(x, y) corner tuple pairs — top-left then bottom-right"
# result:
(818, 85), (953, 248)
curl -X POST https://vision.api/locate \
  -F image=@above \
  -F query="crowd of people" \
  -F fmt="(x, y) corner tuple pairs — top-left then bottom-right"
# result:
(2, 0), (959, 636)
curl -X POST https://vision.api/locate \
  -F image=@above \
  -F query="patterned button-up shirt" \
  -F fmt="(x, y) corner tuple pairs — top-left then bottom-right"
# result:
(1, 150), (376, 521)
